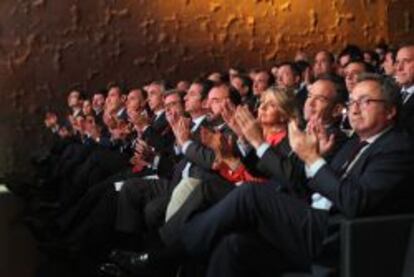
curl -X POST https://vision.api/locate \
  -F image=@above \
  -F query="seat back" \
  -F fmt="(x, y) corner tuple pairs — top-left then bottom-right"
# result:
(402, 222), (414, 277)
(340, 214), (414, 277)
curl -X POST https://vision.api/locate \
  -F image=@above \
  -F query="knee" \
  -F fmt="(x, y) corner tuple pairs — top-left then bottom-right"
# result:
(144, 200), (166, 230)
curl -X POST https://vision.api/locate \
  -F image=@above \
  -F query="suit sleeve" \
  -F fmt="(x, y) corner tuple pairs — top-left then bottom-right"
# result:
(309, 146), (414, 218)
(184, 140), (216, 170)
(257, 145), (306, 192)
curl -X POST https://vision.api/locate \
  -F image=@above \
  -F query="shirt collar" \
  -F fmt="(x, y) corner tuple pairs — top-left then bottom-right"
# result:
(402, 84), (414, 94)
(154, 109), (165, 119)
(116, 107), (126, 117)
(363, 125), (393, 144)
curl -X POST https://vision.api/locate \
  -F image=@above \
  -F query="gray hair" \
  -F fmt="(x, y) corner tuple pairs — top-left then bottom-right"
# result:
(356, 73), (402, 112)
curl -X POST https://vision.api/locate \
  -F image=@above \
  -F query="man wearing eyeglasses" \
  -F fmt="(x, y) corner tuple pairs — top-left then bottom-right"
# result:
(395, 45), (414, 136)
(179, 73), (414, 277)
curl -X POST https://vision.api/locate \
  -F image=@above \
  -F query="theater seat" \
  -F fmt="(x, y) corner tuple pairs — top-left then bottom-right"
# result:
(284, 214), (414, 277)
(0, 184), (38, 277)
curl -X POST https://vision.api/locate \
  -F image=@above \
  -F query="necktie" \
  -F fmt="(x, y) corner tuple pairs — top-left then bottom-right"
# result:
(338, 140), (369, 177)
(401, 89), (409, 103)
(190, 121), (196, 132)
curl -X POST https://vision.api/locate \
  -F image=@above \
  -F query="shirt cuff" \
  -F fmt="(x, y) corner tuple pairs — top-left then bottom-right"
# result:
(174, 144), (181, 155)
(305, 158), (326, 178)
(237, 139), (252, 157)
(51, 125), (60, 133)
(151, 155), (160, 170)
(256, 143), (271, 158)
(182, 140), (194, 154)
(141, 125), (149, 133)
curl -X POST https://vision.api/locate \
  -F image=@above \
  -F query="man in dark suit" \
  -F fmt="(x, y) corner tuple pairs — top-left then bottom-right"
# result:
(114, 80), (215, 235)
(249, 70), (274, 112)
(180, 73), (414, 277)
(157, 74), (348, 246)
(313, 50), (336, 79)
(395, 45), (414, 136)
(276, 62), (308, 112)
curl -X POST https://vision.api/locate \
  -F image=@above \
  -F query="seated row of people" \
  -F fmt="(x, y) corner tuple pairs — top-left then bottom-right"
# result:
(24, 44), (414, 277)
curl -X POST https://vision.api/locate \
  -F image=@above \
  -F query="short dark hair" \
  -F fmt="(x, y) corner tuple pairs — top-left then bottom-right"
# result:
(295, 60), (311, 75)
(278, 62), (301, 77)
(192, 78), (215, 100)
(228, 85), (242, 106)
(211, 82), (242, 106)
(163, 89), (185, 105)
(385, 48), (398, 63)
(338, 44), (363, 61)
(232, 74), (253, 96)
(345, 58), (375, 73)
(357, 73), (401, 115)
(257, 70), (275, 87)
(316, 50), (335, 64)
(315, 73), (348, 104)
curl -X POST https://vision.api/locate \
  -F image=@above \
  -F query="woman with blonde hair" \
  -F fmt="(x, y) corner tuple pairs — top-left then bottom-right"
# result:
(204, 86), (300, 183)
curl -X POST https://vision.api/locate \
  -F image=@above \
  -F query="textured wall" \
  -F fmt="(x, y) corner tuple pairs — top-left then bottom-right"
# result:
(0, 0), (413, 175)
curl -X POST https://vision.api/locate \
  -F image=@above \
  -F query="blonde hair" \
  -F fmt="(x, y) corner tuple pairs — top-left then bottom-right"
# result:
(260, 86), (300, 123)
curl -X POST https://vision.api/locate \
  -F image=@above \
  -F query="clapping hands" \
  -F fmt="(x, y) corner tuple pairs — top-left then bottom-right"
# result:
(288, 116), (334, 165)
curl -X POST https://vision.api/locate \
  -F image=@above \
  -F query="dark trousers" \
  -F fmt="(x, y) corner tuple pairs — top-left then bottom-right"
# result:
(160, 175), (234, 245)
(115, 178), (172, 234)
(207, 232), (294, 277)
(182, 183), (329, 275)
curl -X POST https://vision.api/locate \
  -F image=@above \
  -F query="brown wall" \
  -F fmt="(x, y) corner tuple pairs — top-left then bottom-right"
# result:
(0, 0), (413, 175)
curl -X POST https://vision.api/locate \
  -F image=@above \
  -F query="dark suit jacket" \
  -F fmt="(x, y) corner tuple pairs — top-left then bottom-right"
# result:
(398, 95), (414, 137)
(257, 124), (348, 198)
(295, 85), (308, 115)
(310, 127), (414, 218)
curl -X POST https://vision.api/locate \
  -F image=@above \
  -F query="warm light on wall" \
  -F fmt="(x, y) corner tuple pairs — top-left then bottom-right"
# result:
(149, 0), (388, 69)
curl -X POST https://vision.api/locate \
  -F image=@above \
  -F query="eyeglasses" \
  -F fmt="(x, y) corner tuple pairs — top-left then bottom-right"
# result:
(346, 97), (387, 109)
(164, 101), (182, 109)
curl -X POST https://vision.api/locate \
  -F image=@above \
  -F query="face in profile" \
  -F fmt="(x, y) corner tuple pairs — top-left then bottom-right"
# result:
(344, 62), (366, 92)
(206, 86), (229, 121)
(147, 84), (164, 112)
(395, 47), (414, 87)
(303, 80), (337, 123)
(258, 92), (285, 126)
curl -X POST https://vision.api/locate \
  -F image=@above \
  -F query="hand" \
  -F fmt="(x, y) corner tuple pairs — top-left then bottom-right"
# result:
(221, 100), (244, 138)
(171, 116), (191, 146)
(135, 139), (155, 163)
(166, 109), (180, 127)
(309, 117), (335, 156)
(130, 153), (150, 167)
(288, 120), (321, 165)
(234, 106), (264, 149)
(201, 127), (239, 171)
(201, 128), (235, 160)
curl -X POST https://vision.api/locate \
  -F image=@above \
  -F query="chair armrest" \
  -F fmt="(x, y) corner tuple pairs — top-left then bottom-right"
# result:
(340, 214), (414, 277)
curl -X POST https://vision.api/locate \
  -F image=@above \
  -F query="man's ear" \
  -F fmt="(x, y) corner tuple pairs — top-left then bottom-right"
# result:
(121, 95), (127, 102)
